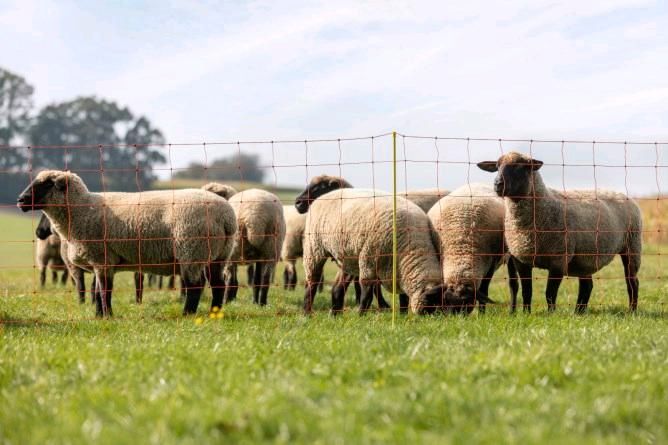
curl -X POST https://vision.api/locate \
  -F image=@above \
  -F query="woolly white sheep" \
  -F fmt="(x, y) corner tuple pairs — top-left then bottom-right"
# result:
(295, 177), (446, 314)
(218, 188), (286, 305)
(427, 183), (519, 313)
(478, 151), (642, 313)
(17, 170), (237, 317)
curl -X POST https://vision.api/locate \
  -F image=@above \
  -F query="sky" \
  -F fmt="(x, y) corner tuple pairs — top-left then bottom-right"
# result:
(2, 0), (668, 194)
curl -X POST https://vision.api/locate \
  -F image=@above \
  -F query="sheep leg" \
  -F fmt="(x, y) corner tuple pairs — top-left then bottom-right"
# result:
(354, 277), (362, 305)
(134, 272), (144, 304)
(375, 284), (391, 309)
(575, 276), (593, 314)
(209, 262), (226, 311)
(247, 264), (254, 288)
(60, 267), (69, 286)
(477, 264), (497, 314)
(514, 261), (533, 313)
(73, 268), (86, 304)
(358, 281), (374, 315)
(397, 294), (409, 313)
(507, 258), (520, 313)
(90, 275), (97, 305)
(179, 276), (186, 301)
(545, 271), (563, 313)
(303, 260), (326, 314)
(94, 269), (114, 318)
(252, 262), (264, 305)
(223, 265), (239, 303)
(283, 266), (290, 290)
(259, 263), (273, 306)
(168, 275), (175, 290)
(182, 275), (205, 315)
(621, 253), (639, 312)
(331, 276), (347, 316)
(51, 269), (58, 285)
(293, 262), (301, 291)
(39, 266), (47, 288)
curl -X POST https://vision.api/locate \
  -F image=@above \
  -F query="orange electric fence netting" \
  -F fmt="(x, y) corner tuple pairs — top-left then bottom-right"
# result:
(0, 132), (666, 323)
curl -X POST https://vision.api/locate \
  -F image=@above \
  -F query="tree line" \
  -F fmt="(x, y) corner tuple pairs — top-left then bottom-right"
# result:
(0, 67), (264, 205)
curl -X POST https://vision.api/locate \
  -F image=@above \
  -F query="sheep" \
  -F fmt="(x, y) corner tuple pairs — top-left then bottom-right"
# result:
(295, 175), (393, 311)
(478, 151), (642, 313)
(37, 205), (182, 305)
(281, 205), (305, 291)
(35, 213), (68, 287)
(401, 188), (450, 212)
(427, 183), (519, 313)
(17, 170), (237, 317)
(209, 188), (285, 306)
(295, 177), (447, 315)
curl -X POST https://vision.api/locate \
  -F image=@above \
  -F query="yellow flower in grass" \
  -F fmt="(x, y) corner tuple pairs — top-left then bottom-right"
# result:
(216, 311), (224, 319)
(194, 317), (204, 325)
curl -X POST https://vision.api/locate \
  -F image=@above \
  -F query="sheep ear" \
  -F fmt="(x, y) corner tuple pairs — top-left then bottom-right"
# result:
(477, 161), (498, 172)
(53, 175), (68, 191)
(531, 159), (543, 171)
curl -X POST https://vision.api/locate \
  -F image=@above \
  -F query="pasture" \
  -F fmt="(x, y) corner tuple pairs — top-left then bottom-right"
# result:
(0, 208), (667, 444)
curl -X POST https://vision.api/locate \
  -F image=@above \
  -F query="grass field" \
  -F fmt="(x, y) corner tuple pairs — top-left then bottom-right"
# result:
(1, 210), (667, 444)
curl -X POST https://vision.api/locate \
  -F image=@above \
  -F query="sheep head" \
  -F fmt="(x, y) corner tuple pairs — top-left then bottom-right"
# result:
(477, 152), (543, 200)
(35, 213), (53, 240)
(295, 175), (353, 214)
(17, 170), (87, 212)
(202, 182), (238, 200)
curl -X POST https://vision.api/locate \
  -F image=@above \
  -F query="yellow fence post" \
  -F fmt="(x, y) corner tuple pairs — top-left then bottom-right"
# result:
(392, 131), (398, 327)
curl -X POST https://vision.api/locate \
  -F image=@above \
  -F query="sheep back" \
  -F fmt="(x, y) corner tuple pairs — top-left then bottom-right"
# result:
(228, 189), (286, 263)
(428, 183), (505, 292)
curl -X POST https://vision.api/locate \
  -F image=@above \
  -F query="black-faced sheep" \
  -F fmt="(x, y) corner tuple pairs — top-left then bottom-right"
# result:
(295, 175), (393, 311)
(17, 170), (237, 317)
(295, 178), (445, 315)
(478, 151), (642, 313)
(428, 183), (519, 313)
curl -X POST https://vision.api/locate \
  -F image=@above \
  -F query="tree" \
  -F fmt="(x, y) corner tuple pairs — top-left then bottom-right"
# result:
(174, 152), (265, 183)
(28, 97), (166, 191)
(0, 67), (34, 168)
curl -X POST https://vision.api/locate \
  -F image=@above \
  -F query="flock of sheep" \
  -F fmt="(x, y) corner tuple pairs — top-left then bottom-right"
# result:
(18, 151), (643, 317)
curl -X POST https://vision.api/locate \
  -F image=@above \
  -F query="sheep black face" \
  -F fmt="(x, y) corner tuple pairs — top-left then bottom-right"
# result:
(17, 174), (69, 212)
(418, 285), (446, 314)
(477, 152), (543, 200)
(35, 213), (53, 240)
(295, 175), (353, 214)
(443, 282), (477, 314)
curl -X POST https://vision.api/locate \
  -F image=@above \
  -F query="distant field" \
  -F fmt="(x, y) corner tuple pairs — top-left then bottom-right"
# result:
(152, 179), (302, 204)
(1, 201), (667, 444)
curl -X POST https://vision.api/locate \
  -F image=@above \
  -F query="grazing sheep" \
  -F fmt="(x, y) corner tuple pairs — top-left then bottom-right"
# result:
(35, 213), (68, 287)
(478, 151), (642, 313)
(295, 175), (393, 310)
(295, 179), (446, 315)
(217, 188), (286, 305)
(428, 183), (519, 313)
(17, 170), (237, 317)
(401, 188), (450, 212)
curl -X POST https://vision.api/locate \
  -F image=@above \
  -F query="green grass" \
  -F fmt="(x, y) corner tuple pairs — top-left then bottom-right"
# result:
(1, 211), (667, 444)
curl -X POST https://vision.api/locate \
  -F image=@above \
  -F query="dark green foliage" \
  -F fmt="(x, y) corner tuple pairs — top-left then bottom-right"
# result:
(175, 152), (265, 184)
(28, 97), (166, 192)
